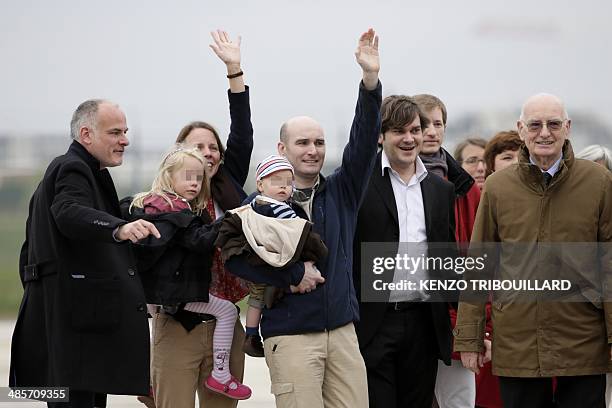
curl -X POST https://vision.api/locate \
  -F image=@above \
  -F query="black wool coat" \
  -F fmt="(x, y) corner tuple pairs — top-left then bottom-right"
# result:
(10, 141), (150, 395)
(119, 199), (219, 306)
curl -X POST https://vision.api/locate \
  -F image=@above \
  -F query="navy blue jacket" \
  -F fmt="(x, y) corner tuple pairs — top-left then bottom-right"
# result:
(226, 81), (382, 339)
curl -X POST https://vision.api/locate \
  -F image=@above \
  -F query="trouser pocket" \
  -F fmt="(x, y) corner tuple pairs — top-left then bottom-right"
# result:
(271, 382), (297, 408)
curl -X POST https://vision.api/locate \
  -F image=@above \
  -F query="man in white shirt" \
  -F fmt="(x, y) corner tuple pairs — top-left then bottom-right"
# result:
(354, 95), (457, 408)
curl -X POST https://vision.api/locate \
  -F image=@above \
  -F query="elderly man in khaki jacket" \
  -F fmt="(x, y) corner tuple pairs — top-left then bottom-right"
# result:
(454, 93), (612, 408)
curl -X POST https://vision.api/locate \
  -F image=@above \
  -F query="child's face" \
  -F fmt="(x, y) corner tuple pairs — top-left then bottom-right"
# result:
(257, 169), (294, 201)
(171, 156), (205, 201)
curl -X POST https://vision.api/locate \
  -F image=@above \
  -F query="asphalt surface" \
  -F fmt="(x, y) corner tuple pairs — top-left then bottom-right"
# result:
(0, 319), (274, 407)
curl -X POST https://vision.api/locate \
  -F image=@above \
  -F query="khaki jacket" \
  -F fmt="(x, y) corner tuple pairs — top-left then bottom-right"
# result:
(454, 141), (612, 377)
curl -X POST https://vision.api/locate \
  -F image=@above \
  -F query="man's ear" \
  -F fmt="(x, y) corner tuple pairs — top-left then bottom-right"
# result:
(80, 126), (93, 145)
(277, 141), (285, 155)
(516, 121), (526, 141)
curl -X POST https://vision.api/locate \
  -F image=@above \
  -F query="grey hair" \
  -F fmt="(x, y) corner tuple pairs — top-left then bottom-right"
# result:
(70, 99), (106, 140)
(519, 93), (569, 121)
(576, 144), (612, 171)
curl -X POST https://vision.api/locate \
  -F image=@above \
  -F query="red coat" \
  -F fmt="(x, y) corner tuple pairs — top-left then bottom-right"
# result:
(454, 183), (480, 244)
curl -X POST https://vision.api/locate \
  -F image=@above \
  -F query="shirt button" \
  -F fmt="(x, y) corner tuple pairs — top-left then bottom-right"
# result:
(137, 303), (146, 312)
(128, 268), (136, 276)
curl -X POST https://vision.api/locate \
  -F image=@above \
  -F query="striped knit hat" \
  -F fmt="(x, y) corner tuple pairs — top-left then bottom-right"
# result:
(255, 155), (294, 181)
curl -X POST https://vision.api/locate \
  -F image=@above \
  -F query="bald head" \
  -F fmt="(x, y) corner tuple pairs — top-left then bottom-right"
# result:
(517, 93), (571, 170)
(280, 116), (324, 143)
(520, 93), (568, 121)
(277, 116), (326, 188)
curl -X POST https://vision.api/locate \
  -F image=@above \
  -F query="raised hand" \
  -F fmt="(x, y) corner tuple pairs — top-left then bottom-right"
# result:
(355, 28), (380, 74)
(210, 29), (242, 67)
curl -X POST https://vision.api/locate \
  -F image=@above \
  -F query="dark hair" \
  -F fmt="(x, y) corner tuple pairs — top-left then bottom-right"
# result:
(412, 94), (448, 125)
(175, 121), (225, 159)
(483, 130), (522, 176)
(454, 137), (487, 164)
(380, 95), (423, 135)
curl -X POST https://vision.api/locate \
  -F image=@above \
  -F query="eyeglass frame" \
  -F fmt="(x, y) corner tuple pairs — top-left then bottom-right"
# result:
(520, 118), (569, 134)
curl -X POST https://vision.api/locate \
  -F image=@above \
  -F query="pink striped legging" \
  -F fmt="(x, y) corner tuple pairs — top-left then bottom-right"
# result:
(183, 294), (237, 383)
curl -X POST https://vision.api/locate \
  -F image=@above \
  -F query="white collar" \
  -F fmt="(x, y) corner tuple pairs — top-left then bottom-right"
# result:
(381, 150), (428, 183)
(529, 154), (563, 177)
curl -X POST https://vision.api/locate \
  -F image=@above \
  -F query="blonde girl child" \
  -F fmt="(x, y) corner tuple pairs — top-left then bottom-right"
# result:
(128, 144), (251, 400)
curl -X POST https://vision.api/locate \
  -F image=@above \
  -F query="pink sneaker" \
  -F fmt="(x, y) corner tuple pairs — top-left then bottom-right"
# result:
(205, 375), (252, 400)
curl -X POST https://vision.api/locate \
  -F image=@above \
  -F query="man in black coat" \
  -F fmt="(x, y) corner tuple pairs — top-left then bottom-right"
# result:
(353, 95), (457, 408)
(10, 99), (160, 407)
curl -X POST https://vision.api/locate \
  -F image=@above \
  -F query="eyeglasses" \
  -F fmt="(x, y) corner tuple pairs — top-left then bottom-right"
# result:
(522, 119), (567, 133)
(462, 157), (485, 166)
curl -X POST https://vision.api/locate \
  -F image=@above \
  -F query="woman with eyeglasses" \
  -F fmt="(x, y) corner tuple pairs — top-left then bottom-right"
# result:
(454, 137), (487, 190)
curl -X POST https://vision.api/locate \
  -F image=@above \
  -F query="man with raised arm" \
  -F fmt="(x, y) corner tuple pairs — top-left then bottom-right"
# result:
(226, 28), (381, 408)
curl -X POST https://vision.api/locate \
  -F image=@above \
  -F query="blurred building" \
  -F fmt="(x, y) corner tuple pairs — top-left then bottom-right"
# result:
(446, 110), (612, 155)
(2, 110), (611, 191)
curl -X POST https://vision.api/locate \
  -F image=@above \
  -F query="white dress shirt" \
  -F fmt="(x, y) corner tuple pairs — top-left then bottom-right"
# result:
(381, 151), (430, 302)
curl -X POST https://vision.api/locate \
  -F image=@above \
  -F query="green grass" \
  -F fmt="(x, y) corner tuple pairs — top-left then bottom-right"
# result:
(0, 211), (27, 318)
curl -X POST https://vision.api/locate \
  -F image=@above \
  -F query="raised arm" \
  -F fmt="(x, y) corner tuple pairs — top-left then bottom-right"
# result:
(208, 29), (253, 187)
(210, 29), (245, 93)
(355, 28), (380, 91)
(334, 29), (382, 210)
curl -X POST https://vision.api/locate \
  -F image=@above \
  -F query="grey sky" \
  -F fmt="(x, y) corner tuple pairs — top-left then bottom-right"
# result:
(1, 0), (611, 157)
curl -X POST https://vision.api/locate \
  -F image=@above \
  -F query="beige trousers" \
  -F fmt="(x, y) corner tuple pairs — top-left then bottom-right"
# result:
(151, 312), (245, 408)
(263, 322), (368, 408)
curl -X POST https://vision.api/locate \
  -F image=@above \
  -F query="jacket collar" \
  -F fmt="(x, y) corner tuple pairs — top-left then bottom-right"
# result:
(517, 140), (575, 189)
(68, 140), (122, 216)
(381, 149), (428, 183)
(372, 152), (438, 240)
(68, 140), (101, 172)
(372, 153), (399, 227)
(529, 154), (563, 178)
(443, 147), (474, 197)
(419, 174), (437, 240)
(314, 174), (326, 197)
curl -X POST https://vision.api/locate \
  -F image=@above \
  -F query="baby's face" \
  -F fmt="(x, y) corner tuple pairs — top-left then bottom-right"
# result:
(257, 169), (294, 201)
